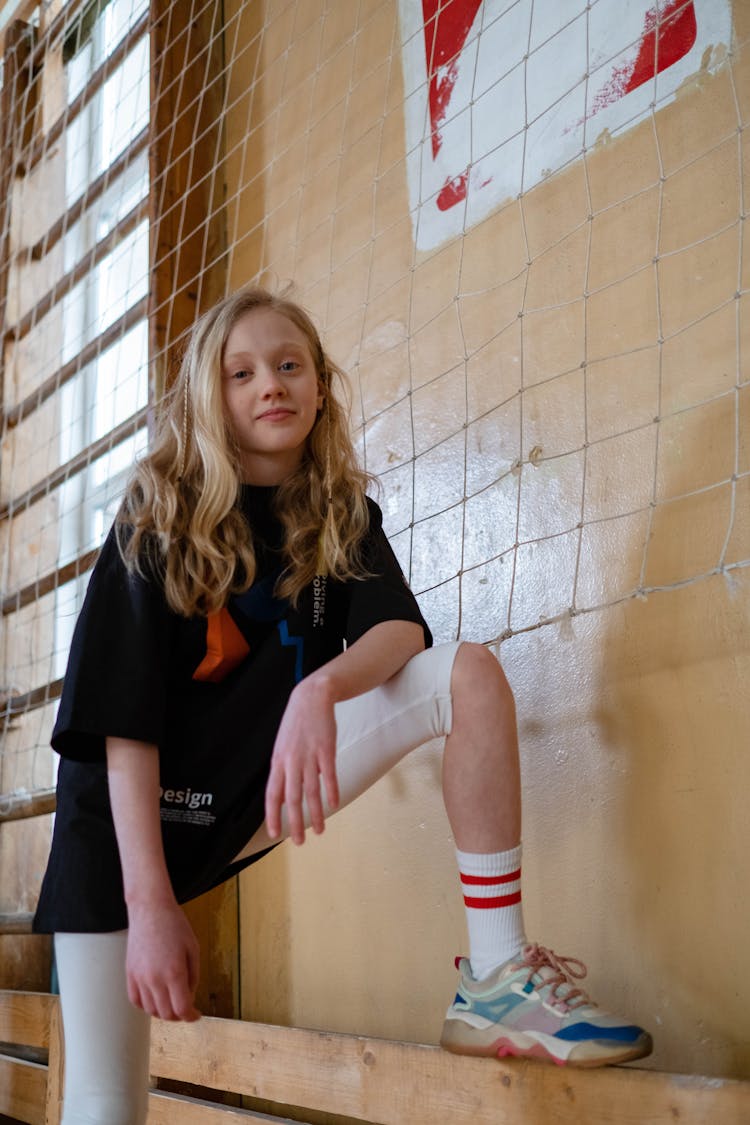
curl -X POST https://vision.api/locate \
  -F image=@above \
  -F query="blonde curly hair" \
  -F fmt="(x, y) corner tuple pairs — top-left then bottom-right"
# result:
(117, 287), (373, 616)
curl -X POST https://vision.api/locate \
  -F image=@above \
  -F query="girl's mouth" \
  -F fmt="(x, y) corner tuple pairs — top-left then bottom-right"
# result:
(258, 408), (294, 421)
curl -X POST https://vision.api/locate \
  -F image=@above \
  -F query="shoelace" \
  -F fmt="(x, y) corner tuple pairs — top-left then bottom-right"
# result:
(520, 943), (590, 1011)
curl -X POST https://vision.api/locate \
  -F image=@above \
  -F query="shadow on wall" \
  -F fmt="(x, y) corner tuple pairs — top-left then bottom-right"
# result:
(598, 392), (750, 1078)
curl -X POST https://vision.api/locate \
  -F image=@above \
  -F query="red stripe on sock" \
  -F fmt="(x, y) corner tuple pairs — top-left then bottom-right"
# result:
(460, 868), (521, 887)
(463, 890), (522, 909)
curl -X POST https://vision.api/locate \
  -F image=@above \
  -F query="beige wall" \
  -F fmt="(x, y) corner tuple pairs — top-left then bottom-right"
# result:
(226, 0), (750, 1080)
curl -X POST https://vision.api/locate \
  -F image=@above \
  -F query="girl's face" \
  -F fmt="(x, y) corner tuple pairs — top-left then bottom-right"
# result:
(221, 307), (324, 484)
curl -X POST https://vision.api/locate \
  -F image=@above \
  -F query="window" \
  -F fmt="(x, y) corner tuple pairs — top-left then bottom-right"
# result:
(0, 0), (151, 938)
(0, 0), (227, 980)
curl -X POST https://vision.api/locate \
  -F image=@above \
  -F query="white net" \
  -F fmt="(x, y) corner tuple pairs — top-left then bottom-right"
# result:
(0, 0), (747, 810)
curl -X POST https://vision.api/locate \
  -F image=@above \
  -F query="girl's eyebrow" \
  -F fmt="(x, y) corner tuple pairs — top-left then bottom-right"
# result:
(224, 341), (308, 364)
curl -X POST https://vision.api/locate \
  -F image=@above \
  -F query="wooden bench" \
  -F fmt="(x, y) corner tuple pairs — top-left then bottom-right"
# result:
(1, 990), (749, 1125)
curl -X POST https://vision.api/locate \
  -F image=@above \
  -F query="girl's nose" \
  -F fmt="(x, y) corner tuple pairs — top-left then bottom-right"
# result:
(259, 366), (285, 396)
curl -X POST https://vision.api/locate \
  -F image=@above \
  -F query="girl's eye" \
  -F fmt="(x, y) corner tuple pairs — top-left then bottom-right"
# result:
(233, 369), (252, 380)
(279, 360), (299, 373)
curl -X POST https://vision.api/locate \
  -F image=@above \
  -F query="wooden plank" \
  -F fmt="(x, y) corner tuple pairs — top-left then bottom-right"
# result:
(6, 198), (150, 345)
(0, 680), (63, 724)
(0, 789), (56, 822)
(25, 126), (149, 264)
(0, 403), (149, 520)
(147, 1089), (306, 1125)
(2, 548), (98, 618)
(44, 1001), (63, 1125)
(150, 1017), (750, 1125)
(0, 913), (34, 935)
(0, 992), (54, 1050)
(0, 1055), (47, 1125)
(0, 295), (148, 431)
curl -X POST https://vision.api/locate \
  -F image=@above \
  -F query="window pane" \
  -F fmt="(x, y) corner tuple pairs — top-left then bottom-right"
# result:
(65, 36), (149, 200)
(56, 428), (149, 560)
(61, 220), (148, 363)
(66, 0), (150, 102)
(63, 150), (148, 272)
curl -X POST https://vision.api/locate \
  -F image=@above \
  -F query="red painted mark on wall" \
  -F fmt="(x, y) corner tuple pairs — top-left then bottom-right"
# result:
(419, 0), (699, 215)
(422, 0), (483, 210)
(592, 0), (697, 115)
(422, 0), (483, 156)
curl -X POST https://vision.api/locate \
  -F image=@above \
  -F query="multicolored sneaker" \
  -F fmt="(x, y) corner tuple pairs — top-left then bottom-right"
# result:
(440, 943), (653, 1067)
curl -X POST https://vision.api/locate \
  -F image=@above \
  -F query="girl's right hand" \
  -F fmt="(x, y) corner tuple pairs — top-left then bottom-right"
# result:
(125, 900), (201, 1021)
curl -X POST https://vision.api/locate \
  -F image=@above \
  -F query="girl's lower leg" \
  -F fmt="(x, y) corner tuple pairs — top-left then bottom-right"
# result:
(442, 643), (527, 975)
(442, 641), (522, 853)
(55, 931), (151, 1125)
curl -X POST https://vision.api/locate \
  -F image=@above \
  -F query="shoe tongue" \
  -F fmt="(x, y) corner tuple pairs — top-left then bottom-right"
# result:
(533, 964), (558, 983)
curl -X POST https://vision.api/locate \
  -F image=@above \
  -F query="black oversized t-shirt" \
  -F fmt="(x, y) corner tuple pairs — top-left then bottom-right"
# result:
(33, 487), (431, 933)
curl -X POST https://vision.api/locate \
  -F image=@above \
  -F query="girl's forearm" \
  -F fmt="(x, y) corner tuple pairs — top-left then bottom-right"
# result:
(302, 619), (425, 706)
(106, 736), (175, 909)
(265, 619), (426, 841)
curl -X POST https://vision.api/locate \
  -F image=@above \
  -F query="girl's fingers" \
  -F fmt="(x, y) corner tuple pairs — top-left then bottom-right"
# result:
(129, 968), (198, 1022)
(304, 763), (325, 835)
(285, 770), (305, 844)
(168, 976), (198, 1022)
(320, 752), (339, 814)
(266, 736), (338, 843)
(264, 765), (284, 838)
(138, 981), (167, 1020)
(130, 982), (147, 1014)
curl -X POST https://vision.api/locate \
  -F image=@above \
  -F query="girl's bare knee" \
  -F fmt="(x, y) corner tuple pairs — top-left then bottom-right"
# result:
(452, 642), (514, 707)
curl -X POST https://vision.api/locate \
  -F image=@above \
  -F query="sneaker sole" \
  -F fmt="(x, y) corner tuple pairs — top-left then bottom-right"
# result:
(441, 1020), (653, 1068)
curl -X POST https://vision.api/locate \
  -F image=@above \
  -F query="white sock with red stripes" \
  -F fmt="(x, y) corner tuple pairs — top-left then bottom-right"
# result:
(456, 843), (527, 981)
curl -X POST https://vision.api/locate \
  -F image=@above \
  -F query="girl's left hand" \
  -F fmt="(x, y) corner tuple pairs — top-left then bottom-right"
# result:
(265, 674), (340, 844)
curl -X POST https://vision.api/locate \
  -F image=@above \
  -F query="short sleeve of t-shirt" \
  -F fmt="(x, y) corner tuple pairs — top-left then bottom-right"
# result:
(51, 528), (174, 763)
(344, 498), (432, 648)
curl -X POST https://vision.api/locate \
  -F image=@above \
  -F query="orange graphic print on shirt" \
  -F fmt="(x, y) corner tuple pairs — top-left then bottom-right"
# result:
(192, 607), (250, 683)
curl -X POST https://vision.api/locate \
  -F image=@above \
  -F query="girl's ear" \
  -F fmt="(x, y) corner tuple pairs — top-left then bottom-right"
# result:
(316, 382), (325, 412)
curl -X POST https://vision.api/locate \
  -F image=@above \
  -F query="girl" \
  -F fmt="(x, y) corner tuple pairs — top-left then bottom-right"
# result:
(34, 287), (651, 1124)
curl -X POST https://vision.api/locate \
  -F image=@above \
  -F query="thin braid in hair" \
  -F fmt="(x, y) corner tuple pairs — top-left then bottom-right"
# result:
(176, 374), (190, 482)
(316, 387), (335, 575)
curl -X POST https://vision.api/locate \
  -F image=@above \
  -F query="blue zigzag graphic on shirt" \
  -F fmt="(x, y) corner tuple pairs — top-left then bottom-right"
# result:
(278, 620), (304, 684)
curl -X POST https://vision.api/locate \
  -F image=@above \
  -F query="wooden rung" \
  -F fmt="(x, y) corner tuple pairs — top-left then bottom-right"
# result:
(0, 787), (56, 822)
(25, 126), (149, 264)
(0, 991), (55, 1049)
(148, 1090), (308, 1124)
(2, 992), (750, 1125)
(1, 547), (98, 618)
(0, 297), (147, 433)
(5, 199), (149, 346)
(0, 403), (148, 519)
(0, 912), (35, 935)
(0, 1054), (47, 1125)
(150, 1016), (750, 1125)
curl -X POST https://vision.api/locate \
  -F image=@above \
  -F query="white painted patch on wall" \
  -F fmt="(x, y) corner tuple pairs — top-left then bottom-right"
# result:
(399, 0), (733, 252)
